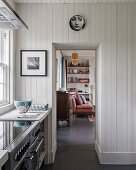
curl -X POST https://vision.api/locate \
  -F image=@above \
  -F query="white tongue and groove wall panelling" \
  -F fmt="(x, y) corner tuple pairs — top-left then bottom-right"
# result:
(15, 3), (136, 164)
(16, 4), (53, 105)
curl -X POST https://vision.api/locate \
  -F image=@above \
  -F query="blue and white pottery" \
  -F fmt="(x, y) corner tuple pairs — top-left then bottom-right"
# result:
(14, 100), (32, 113)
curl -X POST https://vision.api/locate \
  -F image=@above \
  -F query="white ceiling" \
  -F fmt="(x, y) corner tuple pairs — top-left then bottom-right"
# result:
(13, 0), (136, 3)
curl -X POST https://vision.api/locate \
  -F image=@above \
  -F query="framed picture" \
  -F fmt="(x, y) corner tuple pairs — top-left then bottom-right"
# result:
(21, 50), (47, 76)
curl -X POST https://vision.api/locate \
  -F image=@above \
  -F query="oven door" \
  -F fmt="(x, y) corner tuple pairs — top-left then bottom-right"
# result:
(15, 138), (44, 170)
(28, 138), (44, 170)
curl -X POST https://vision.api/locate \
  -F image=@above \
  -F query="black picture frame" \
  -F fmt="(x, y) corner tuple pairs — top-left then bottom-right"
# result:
(20, 50), (47, 76)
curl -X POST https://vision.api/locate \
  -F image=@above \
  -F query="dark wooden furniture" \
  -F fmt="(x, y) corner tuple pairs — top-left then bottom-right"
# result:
(57, 91), (70, 125)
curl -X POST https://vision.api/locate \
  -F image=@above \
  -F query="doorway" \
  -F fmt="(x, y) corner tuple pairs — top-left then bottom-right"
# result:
(56, 48), (96, 146)
(51, 42), (102, 163)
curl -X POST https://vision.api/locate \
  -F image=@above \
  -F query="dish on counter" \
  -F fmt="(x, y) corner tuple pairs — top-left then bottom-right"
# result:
(14, 99), (32, 113)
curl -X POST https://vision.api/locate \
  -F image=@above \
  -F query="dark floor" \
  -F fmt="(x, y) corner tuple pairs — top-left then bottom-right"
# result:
(41, 118), (136, 170)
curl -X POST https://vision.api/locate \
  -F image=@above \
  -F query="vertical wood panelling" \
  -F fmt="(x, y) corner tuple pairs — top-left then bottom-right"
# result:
(36, 4), (42, 104)
(63, 4), (69, 42)
(87, 4), (101, 43)
(90, 4), (97, 42)
(117, 4), (128, 152)
(104, 4), (112, 152)
(25, 4), (32, 100)
(100, 4), (108, 151)
(73, 4), (81, 42)
(110, 4), (117, 152)
(30, 4), (37, 104)
(15, 5), (21, 100)
(127, 3), (134, 152)
(132, 3), (136, 151)
(41, 4), (48, 104)
(53, 4), (59, 42)
(20, 4), (26, 100)
(95, 4), (101, 43)
(15, 3), (136, 155)
(68, 4), (74, 42)
(47, 4), (53, 106)
(100, 4), (117, 152)
(79, 4), (85, 41)
(58, 4), (64, 42)
(84, 4), (90, 41)
(16, 4), (26, 100)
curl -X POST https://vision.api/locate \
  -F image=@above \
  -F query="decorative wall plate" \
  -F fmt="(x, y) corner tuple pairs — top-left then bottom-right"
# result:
(69, 15), (85, 31)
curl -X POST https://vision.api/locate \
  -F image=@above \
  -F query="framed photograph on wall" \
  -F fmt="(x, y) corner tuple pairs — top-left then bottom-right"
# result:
(21, 50), (47, 76)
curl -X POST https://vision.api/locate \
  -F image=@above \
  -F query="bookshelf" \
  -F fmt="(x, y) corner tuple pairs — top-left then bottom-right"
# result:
(67, 64), (90, 100)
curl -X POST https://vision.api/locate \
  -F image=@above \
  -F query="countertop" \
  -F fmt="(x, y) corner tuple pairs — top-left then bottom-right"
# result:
(0, 150), (8, 169)
(0, 108), (51, 168)
(0, 108), (51, 123)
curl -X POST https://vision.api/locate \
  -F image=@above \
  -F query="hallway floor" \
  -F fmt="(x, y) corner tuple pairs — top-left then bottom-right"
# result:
(41, 118), (136, 170)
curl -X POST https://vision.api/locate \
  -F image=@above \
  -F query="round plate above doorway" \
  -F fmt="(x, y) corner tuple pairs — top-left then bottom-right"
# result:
(69, 15), (85, 31)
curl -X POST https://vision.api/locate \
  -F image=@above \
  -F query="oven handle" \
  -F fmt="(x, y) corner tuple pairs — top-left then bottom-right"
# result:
(29, 138), (44, 154)
(35, 138), (44, 153)
(29, 137), (40, 150)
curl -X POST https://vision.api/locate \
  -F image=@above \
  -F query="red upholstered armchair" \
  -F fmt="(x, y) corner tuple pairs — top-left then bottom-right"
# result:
(72, 96), (95, 116)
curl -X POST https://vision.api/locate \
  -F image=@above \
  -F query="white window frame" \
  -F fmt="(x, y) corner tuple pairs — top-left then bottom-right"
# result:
(0, 30), (10, 107)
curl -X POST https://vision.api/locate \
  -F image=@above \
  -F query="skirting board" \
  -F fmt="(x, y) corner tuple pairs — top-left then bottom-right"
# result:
(95, 140), (136, 165)
(44, 141), (57, 164)
(52, 141), (57, 162)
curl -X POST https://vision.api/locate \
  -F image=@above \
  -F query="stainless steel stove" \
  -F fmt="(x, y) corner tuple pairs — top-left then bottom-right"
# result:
(0, 120), (42, 170)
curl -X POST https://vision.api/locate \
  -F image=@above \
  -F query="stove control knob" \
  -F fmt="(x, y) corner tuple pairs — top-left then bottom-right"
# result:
(18, 151), (21, 159)
(21, 147), (25, 154)
(24, 143), (28, 150)
(19, 149), (23, 157)
(25, 142), (28, 149)
(23, 144), (27, 152)
(27, 142), (30, 148)
(23, 148), (26, 153)
(15, 153), (20, 161)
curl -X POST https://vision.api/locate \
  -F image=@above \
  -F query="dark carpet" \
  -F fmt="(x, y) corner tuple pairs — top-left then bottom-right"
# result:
(41, 118), (136, 170)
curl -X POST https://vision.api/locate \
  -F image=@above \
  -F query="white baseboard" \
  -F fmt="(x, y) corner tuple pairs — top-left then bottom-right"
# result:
(44, 140), (57, 164)
(95, 140), (136, 164)
(48, 141), (57, 164)
(52, 140), (57, 162)
(95, 140), (101, 163)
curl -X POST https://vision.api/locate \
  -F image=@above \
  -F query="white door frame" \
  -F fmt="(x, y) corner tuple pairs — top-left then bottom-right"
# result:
(50, 42), (102, 163)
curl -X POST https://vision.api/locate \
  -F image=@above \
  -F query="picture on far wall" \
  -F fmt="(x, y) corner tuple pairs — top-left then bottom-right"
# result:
(21, 50), (47, 76)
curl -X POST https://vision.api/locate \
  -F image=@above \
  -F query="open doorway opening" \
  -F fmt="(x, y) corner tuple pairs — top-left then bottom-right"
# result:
(56, 48), (96, 150)
(51, 42), (101, 165)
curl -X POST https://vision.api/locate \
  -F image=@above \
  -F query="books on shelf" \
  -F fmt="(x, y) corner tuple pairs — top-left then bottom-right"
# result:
(67, 77), (89, 83)
(68, 61), (89, 67)
(68, 68), (89, 74)
(79, 79), (89, 83)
